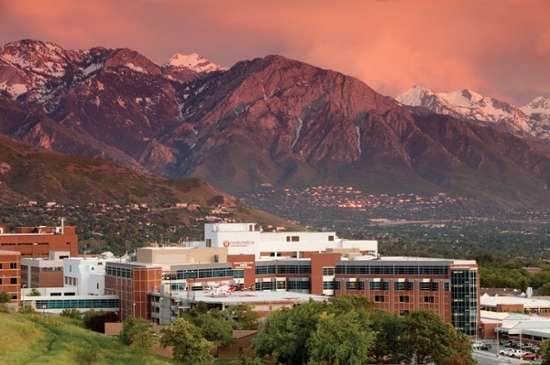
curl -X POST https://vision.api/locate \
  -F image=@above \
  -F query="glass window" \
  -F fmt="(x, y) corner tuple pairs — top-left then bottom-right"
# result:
(399, 296), (409, 303)
(375, 295), (384, 302)
(370, 281), (381, 290)
(394, 281), (406, 291)
(10, 278), (17, 284)
(10, 262), (17, 269)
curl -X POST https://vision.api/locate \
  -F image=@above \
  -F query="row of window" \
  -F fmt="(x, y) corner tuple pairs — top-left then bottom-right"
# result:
(335, 265), (449, 276)
(0, 262), (18, 270)
(0, 277), (17, 285)
(176, 268), (244, 279)
(105, 266), (133, 278)
(255, 265), (311, 275)
(35, 299), (119, 309)
(373, 295), (435, 303)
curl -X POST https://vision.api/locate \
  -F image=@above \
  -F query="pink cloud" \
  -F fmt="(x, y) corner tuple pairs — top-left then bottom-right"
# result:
(1, 0), (549, 105)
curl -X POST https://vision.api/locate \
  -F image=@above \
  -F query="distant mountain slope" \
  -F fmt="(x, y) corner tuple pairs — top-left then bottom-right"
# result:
(0, 132), (231, 206)
(2, 40), (550, 210)
(396, 86), (550, 142)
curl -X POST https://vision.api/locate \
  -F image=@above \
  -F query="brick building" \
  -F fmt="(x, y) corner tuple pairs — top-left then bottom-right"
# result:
(0, 250), (21, 308)
(0, 224), (78, 258)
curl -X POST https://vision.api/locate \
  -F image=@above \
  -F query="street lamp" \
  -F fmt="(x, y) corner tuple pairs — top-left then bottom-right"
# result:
(133, 302), (136, 317)
(496, 322), (500, 358)
(21, 285), (27, 310)
(42, 304), (46, 316)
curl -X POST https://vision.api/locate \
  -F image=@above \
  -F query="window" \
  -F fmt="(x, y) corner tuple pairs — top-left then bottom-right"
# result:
(399, 296), (410, 303)
(374, 295), (384, 302)
(322, 267), (335, 276)
(420, 282), (431, 291)
(323, 281), (334, 290)
(10, 278), (17, 284)
(291, 236), (299, 242)
(424, 296), (435, 303)
(394, 281), (406, 291)
(328, 235), (334, 241)
(382, 281), (389, 291)
(444, 282), (450, 291)
(432, 282), (439, 291)
(346, 281), (357, 290)
(97, 283), (99, 289)
(370, 281), (381, 290)
(407, 281), (414, 291)
(10, 262), (17, 269)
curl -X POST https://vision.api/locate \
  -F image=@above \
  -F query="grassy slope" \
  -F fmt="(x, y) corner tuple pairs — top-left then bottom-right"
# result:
(0, 312), (174, 365)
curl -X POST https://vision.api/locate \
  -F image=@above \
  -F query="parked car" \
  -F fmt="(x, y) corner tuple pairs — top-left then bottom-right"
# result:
(499, 348), (514, 357)
(522, 352), (539, 360)
(512, 349), (526, 358)
(479, 343), (492, 350)
(471, 341), (484, 349)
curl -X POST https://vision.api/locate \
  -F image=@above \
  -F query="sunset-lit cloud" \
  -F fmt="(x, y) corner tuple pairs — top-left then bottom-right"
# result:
(1, 0), (549, 105)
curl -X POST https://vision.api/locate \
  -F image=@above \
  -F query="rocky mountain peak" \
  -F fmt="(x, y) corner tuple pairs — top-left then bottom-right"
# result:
(104, 48), (161, 75)
(522, 97), (550, 115)
(163, 53), (226, 73)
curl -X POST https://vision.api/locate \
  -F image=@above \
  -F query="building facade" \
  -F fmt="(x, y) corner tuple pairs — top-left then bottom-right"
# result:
(0, 250), (21, 308)
(0, 224), (78, 258)
(102, 223), (479, 336)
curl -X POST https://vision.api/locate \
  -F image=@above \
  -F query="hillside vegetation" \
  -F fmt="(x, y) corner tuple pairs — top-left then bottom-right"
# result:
(0, 311), (175, 365)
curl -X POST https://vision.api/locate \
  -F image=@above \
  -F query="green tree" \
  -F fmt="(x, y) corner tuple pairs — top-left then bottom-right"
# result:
(119, 316), (155, 355)
(255, 299), (326, 365)
(0, 291), (11, 304)
(400, 309), (475, 365)
(308, 310), (375, 365)
(189, 313), (235, 348)
(29, 288), (41, 296)
(539, 338), (550, 365)
(160, 317), (214, 365)
(370, 310), (405, 364)
(222, 303), (260, 330)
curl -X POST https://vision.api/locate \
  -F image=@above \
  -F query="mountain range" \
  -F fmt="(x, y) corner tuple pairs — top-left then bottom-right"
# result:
(396, 86), (550, 148)
(2, 39), (550, 211)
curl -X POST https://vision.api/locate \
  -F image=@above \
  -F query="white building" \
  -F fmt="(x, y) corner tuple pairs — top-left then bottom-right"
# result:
(203, 223), (378, 258)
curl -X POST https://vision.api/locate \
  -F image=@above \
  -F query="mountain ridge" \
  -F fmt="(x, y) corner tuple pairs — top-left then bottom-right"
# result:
(2, 39), (550, 212)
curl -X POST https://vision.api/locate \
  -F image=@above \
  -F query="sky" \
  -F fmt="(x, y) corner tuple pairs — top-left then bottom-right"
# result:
(1, 0), (549, 106)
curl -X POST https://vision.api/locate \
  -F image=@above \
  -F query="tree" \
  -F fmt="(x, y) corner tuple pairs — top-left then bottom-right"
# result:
(0, 291), (11, 304)
(29, 288), (41, 296)
(400, 309), (475, 365)
(370, 310), (406, 364)
(160, 317), (214, 365)
(189, 313), (235, 348)
(539, 338), (550, 365)
(307, 310), (375, 365)
(255, 300), (327, 365)
(221, 303), (260, 330)
(119, 316), (155, 355)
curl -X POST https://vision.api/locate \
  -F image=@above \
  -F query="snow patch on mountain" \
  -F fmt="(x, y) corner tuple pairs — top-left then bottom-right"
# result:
(397, 86), (550, 142)
(164, 53), (226, 73)
(521, 97), (550, 115)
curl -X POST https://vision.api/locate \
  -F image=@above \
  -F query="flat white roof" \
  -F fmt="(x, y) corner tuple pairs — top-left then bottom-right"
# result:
(481, 295), (550, 309)
(178, 291), (327, 305)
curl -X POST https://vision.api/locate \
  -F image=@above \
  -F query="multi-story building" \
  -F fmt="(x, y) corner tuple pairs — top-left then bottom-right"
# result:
(21, 251), (70, 288)
(0, 224), (78, 258)
(0, 250), (21, 309)
(102, 222), (479, 336)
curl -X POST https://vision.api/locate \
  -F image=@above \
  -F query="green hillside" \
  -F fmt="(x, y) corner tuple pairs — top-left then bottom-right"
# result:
(0, 312), (174, 365)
